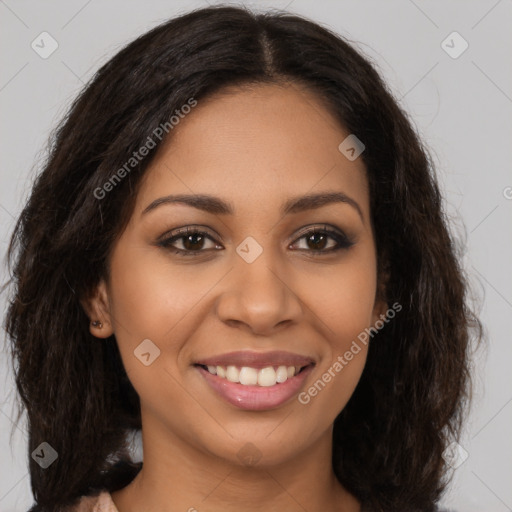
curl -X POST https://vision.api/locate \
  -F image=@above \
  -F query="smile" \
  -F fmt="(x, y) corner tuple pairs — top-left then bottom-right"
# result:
(198, 364), (307, 386)
(194, 350), (315, 410)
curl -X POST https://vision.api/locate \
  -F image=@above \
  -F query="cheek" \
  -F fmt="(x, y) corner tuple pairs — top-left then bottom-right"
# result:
(108, 246), (206, 341)
(296, 254), (376, 419)
(105, 248), (198, 390)
(308, 253), (378, 347)
(106, 245), (233, 403)
(106, 254), (206, 425)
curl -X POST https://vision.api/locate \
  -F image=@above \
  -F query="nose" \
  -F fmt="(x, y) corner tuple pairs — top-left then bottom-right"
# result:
(215, 247), (303, 336)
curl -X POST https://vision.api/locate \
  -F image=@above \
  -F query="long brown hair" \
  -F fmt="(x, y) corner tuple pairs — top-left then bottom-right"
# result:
(4, 5), (483, 511)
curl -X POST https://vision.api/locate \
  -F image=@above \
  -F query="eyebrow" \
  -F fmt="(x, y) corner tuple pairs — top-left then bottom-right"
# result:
(141, 191), (364, 222)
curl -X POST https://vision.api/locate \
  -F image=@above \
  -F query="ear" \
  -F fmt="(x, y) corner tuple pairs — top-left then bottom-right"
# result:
(371, 261), (390, 324)
(80, 279), (114, 339)
(371, 295), (389, 326)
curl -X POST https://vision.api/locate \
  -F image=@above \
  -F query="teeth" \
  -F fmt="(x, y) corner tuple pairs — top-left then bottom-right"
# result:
(258, 367), (276, 387)
(239, 366), (258, 385)
(205, 365), (300, 386)
(226, 365), (239, 383)
(276, 366), (288, 383)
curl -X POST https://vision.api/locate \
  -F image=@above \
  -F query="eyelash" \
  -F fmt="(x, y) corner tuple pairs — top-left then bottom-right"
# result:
(157, 225), (354, 257)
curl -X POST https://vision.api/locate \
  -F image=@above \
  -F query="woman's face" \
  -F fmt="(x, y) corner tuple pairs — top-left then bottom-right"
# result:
(89, 82), (387, 467)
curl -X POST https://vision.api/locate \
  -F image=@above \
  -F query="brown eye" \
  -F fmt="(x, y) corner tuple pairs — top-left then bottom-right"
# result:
(157, 224), (354, 258)
(158, 227), (220, 256)
(291, 226), (354, 254)
(181, 232), (206, 251)
(305, 232), (330, 251)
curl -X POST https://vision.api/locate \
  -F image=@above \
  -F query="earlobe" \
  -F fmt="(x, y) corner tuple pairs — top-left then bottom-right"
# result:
(80, 279), (114, 339)
(375, 259), (390, 318)
(371, 269), (390, 325)
(371, 298), (389, 326)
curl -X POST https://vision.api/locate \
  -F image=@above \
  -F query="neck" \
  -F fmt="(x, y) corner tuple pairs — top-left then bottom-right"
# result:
(111, 418), (360, 512)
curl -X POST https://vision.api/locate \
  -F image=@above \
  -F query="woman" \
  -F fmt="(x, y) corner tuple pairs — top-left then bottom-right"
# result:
(4, 5), (482, 512)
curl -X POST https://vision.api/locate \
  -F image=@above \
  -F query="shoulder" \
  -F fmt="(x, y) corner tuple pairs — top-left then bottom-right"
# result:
(65, 491), (119, 512)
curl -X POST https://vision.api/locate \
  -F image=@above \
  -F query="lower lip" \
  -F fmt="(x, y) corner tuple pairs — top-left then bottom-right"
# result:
(196, 364), (314, 411)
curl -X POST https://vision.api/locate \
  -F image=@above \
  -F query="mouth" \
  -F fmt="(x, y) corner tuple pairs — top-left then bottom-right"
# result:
(194, 362), (311, 386)
(194, 351), (315, 410)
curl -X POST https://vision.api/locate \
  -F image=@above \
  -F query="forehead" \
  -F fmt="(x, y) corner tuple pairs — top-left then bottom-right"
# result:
(134, 82), (369, 218)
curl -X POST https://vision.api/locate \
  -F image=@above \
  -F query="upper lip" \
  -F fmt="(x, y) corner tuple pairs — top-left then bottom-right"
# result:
(195, 350), (315, 369)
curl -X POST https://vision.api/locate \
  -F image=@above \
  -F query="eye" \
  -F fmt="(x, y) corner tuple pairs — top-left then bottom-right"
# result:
(157, 226), (221, 256)
(157, 224), (354, 257)
(290, 225), (354, 255)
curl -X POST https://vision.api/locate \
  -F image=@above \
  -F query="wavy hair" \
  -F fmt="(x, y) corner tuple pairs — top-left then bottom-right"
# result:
(3, 5), (482, 511)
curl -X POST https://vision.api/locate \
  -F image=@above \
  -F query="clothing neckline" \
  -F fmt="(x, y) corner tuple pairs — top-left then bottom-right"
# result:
(74, 490), (119, 512)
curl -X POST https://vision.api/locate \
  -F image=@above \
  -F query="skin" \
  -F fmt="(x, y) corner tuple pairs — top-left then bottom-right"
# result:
(83, 82), (387, 512)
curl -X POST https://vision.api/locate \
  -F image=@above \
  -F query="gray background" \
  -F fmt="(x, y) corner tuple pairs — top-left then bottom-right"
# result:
(1, 0), (511, 510)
